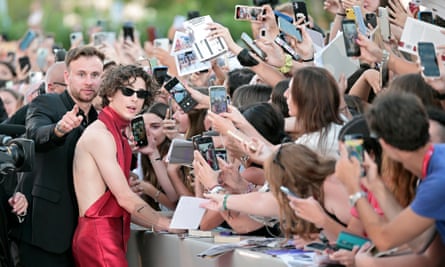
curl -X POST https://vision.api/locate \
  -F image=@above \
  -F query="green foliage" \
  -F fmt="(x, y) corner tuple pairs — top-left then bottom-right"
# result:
(2, 0), (331, 48)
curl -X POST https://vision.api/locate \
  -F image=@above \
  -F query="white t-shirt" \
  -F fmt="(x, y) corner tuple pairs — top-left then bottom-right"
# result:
(294, 123), (343, 159)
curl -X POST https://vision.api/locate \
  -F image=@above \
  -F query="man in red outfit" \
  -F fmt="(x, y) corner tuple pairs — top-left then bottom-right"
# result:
(72, 65), (171, 266)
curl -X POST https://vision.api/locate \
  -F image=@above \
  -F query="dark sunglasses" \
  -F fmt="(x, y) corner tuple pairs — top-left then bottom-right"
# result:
(53, 82), (67, 87)
(119, 87), (151, 99)
(273, 144), (286, 170)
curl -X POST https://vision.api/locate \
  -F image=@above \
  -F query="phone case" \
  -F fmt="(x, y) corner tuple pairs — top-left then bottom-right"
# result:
(353, 6), (368, 36)
(278, 17), (303, 42)
(346, 8), (356, 20)
(164, 77), (198, 113)
(336, 231), (370, 251)
(274, 36), (300, 61)
(240, 32), (267, 60)
(292, 1), (308, 23)
(234, 5), (264, 21)
(378, 7), (391, 42)
(131, 116), (148, 147)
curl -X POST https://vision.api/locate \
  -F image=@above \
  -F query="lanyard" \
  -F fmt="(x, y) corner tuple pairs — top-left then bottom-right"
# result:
(421, 145), (434, 179)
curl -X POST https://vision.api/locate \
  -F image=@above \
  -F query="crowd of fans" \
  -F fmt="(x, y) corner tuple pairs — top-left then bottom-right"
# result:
(1, 0), (445, 266)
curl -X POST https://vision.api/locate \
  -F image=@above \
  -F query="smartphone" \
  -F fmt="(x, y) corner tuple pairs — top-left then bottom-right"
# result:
(234, 5), (264, 21)
(153, 38), (170, 51)
(343, 134), (365, 176)
(341, 20), (361, 57)
(418, 42), (440, 78)
(336, 231), (370, 251)
(18, 56), (31, 71)
(292, 1), (308, 24)
(209, 86), (228, 114)
(29, 71), (43, 85)
(435, 15), (445, 27)
(304, 242), (329, 252)
(379, 60), (389, 88)
(259, 28), (267, 38)
(19, 30), (37, 51)
(365, 13), (377, 28)
(280, 186), (299, 198)
(70, 32), (84, 46)
(345, 8), (356, 20)
(274, 10), (294, 24)
(93, 32), (116, 46)
(378, 7), (391, 42)
(123, 22), (135, 42)
(418, 11), (434, 24)
(278, 16), (303, 43)
(131, 115), (148, 147)
(240, 32), (267, 61)
(353, 6), (368, 36)
(164, 77), (198, 113)
(36, 48), (48, 70)
(274, 35), (300, 61)
(193, 136), (219, 170)
(153, 66), (169, 85)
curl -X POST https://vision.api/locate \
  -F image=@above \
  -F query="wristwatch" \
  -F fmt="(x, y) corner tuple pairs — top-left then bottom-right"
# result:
(349, 191), (367, 207)
(209, 185), (225, 194)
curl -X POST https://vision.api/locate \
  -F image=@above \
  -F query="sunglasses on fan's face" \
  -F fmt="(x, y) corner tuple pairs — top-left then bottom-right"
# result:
(119, 87), (150, 99)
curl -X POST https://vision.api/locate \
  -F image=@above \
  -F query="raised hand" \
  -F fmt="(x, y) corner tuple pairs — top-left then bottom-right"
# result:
(55, 104), (84, 137)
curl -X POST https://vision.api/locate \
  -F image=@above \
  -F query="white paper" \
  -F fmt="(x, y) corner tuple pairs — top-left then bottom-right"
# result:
(315, 32), (360, 81)
(170, 196), (207, 229)
(399, 17), (445, 55)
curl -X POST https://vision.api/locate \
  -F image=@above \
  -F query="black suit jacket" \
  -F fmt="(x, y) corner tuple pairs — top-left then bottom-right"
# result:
(12, 91), (97, 253)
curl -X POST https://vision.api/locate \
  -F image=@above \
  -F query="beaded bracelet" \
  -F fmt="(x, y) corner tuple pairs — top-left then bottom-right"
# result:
(223, 194), (230, 211)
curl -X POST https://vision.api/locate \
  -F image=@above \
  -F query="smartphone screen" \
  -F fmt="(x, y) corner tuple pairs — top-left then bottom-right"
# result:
(418, 11), (434, 24)
(418, 42), (440, 78)
(123, 22), (135, 42)
(153, 66), (169, 85)
(342, 20), (361, 57)
(193, 136), (219, 170)
(234, 5), (264, 21)
(343, 134), (365, 176)
(278, 16), (303, 43)
(292, 1), (308, 24)
(209, 86), (228, 114)
(93, 32), (116, 46)
(19, 30), (37, 51)
(131, 116), (148, 147)
(164, 77), (198, 113)
(240, 32), (267, 61)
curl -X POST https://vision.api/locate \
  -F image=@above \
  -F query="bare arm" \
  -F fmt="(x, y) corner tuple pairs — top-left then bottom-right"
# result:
(83, 129), (170, 230)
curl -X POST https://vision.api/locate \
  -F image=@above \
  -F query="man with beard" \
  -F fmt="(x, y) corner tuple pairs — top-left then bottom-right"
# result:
(11, 46), (104, 266)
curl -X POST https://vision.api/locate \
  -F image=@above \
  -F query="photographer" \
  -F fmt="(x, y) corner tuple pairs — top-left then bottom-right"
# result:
(0, 173), (28, 267)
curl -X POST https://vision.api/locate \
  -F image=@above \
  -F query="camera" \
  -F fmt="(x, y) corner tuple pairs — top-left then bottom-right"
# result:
(253, 0), (278, 7)
(0, 135), (34, 177)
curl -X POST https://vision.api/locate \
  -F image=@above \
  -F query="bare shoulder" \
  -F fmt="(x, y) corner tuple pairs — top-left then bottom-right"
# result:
(77, 120), (115, 151)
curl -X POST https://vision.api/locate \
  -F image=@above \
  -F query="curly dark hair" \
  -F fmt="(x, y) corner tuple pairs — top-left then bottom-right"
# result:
(99, 64), (159, 110)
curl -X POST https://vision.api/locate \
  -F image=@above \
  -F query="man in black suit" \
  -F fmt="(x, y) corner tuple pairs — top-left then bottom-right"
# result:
(11, 46), (104, 266)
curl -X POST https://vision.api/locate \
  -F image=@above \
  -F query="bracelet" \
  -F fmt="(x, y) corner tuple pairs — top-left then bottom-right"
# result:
(55, 121), (67, 135)
(154, 190), (161, 202)
(302, 57), (314, 62)
(151, 157), (162, 163)
(222, 194), (230, 211)
(209, 185), (225, 194)
(279, 54), (293, 74)
(336, 13), (346, 17)
(237, 48), (259, 67)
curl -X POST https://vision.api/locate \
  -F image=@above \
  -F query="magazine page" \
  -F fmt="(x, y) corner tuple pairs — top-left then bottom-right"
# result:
(399, 17), (445, 55)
